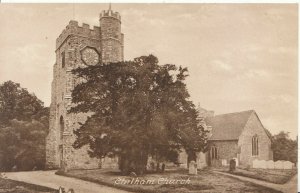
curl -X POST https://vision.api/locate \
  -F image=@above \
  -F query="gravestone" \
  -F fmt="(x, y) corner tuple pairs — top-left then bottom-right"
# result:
(60, 161), (68, 173)
(129, 172), (137, 177)
(266, 160), (274, 169)
(274, 160), (284, 169)
(197, 152), (207, 169)
(156, 163), (160, 172)
(161, 163), (165, 173)
(67, 189), (75, 193)
(233, 158), (239, 166)
(189, 161), (197, 175)
(59, 187), (75, 193)
(253, 159), (259, 168)
(283, 161), (293, 169)
(150, 162), (155, 171)
(229, 159), (236, 172)
(221, 159), (227, 166)
(58, 187), (65, 193)
(259, 160), (267, 169)
(11, 165), (17, 172)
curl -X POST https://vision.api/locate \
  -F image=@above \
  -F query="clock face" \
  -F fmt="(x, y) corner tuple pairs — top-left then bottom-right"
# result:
(81, 47), (100, 66)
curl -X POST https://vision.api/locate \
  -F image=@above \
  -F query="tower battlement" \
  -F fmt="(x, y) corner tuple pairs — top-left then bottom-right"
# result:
(47, 9), (124, 170)
(100, 10), (121, 21)
(56, 20), (100, 50)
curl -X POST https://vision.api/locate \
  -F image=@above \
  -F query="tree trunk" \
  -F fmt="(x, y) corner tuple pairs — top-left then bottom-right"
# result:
(119, 149), (148, 175)
(187, 151), (196, 168)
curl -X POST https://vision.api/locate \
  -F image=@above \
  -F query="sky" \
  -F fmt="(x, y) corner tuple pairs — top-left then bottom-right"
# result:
(0, 4), (298, 138)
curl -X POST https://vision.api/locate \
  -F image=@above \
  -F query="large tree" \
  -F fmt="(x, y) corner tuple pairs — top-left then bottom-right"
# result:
(0, 81), (49, 171)
(0, 81), (44, 126)
(70, 55), (207, 175)
(272, 131), (297, 163)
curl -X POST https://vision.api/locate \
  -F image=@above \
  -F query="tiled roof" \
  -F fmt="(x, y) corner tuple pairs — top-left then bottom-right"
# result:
(205, 110), (254, 141)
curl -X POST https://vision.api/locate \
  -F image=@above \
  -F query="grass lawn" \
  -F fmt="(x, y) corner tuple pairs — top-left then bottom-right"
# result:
(58, 168), (281, 193)
(216, 167), (297, 184)
(0, 175), (58, 193)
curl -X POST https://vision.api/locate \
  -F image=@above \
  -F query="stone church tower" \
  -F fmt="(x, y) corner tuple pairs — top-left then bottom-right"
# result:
(46, 7), (123, 169)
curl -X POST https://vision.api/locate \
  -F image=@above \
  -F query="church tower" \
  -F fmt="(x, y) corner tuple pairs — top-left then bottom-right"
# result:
(46, 7), (124, 170)
(100, 6), (124, 63)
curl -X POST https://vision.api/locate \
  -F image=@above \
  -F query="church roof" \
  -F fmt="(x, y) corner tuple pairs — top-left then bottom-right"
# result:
(205, 110), (255, 141)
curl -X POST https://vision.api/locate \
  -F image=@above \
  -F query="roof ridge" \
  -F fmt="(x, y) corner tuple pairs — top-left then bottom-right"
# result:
(205, 110), (256, 140)
(213, 109), (255, 117)
(241, 110), (255, 134)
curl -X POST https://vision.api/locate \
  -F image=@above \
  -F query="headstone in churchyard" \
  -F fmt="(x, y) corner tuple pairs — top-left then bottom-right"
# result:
(156, 163), (160, 172)
(161, 163), (165, 172)
(229, 159), (236, 172)
(266, 160), (274, 169)
(222, 159), (227, 166)
(67, 189), (75, 193)
(150, 162), (155, 171)
(233, 158), (239, 166)
(197, 152), (207, 169)
(283, 161), (293, 169)
(259, 160), (267, 169)
(58, 187), (65, 193)
(11, 165), (17, 172)
(253, 159), (259, 168)
(274, 160), (284, 169)
(189, 161), (197, 175)
(60, 161), (68, 173)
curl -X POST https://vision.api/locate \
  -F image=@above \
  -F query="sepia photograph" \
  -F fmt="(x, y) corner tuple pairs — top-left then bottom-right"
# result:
(0, 2), (298, 193)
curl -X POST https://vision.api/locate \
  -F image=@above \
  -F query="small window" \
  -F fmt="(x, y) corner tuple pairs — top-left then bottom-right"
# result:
(61, 51), (65, 68)
(252, 135), (259, 156)
(60, 116), (65, 140)
(211, 146), (218, 160)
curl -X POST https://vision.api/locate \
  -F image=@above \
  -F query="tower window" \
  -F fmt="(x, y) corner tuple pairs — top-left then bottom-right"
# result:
(252, 135), (259, 156)
(61, 51), (65, 68)
(60, 116), (65, 140)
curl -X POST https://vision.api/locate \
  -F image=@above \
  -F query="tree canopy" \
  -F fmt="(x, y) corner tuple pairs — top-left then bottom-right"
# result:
(70, 55), (208, 174)
(0, 81), (49, 171)
(272, 131), (297, 163)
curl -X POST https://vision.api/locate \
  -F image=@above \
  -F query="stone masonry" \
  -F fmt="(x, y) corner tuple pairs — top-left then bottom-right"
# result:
(208, 140), (239, 167)
(46, 8), (123, 169)
(238, 112), (273, 166)
(206, 110), (273, 167)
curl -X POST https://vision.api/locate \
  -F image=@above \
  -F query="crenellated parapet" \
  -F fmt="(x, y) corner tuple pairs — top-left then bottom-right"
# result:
(47, 8), (124, 170)
(100, 10), (121, 22)
(56, 20), (101, 50)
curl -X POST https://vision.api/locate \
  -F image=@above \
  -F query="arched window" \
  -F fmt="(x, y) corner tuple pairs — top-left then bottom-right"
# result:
(252, 135), (259, 156)
(211, 146), (218, 160)
(61, 51), (65, 68)
(60, 116), (65, 140)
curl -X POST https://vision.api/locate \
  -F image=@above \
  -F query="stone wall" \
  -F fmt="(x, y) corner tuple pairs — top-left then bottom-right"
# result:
(238, 112), (273, 167)
(46, 9), (124, 170)
(208, 140), (239, 166)
(45, 98), (59, 169)
(100, 10), (124, 63)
